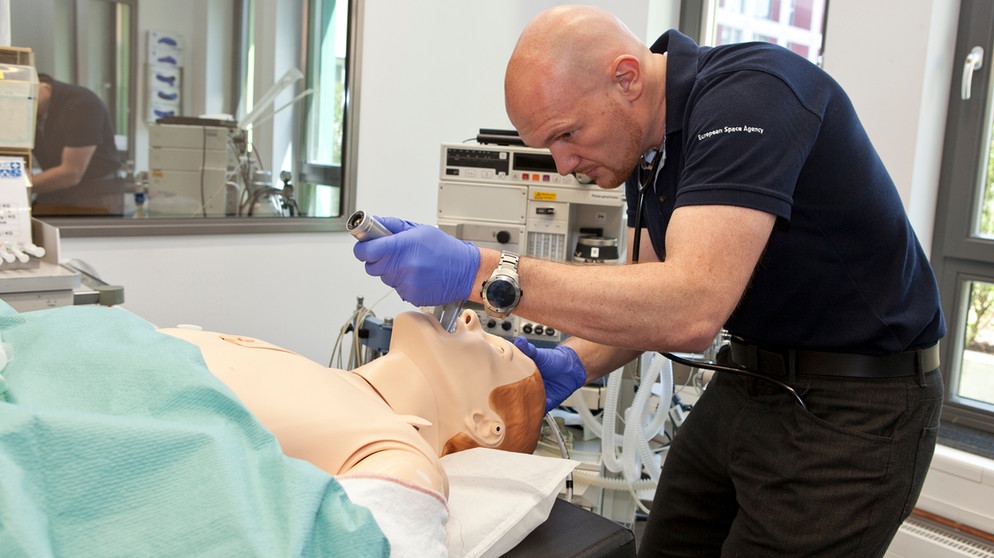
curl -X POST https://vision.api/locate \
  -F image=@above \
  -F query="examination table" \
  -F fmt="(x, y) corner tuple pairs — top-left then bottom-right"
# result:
(505, 499), (637, 558)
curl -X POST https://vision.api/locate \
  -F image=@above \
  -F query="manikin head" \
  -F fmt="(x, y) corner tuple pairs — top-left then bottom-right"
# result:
(380, 310), (545, 456)
(503, 5), (667, 189)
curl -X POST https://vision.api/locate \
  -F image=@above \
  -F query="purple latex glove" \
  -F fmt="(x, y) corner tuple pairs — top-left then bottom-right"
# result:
(353, 216), (481, 307)
(513, 337), (588, 413)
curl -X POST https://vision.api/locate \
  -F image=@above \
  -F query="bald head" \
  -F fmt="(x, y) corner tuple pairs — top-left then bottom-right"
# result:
(502, 6), (666, 188)
(509, 6), (642, 76)
(503, 6), (662, 144)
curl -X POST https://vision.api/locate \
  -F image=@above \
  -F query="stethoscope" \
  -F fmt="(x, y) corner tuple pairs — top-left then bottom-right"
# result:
(627, 143), (808, 409)
(630, 146), (666, 264)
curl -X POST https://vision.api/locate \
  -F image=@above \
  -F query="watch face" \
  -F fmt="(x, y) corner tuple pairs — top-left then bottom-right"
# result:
(486, 278), (519, 308)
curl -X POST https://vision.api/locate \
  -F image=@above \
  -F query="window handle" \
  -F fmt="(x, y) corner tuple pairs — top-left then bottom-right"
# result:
(962, 46), (985, 100)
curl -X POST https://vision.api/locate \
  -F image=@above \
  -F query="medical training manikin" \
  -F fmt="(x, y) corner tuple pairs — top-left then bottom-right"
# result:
(160, 309), (546, 497)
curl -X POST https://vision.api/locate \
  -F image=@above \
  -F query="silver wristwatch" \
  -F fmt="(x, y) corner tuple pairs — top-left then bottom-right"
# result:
(481, 251), (522, 319)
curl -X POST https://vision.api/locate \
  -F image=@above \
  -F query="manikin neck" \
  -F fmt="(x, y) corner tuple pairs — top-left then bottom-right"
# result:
(350, 352), (448, 454)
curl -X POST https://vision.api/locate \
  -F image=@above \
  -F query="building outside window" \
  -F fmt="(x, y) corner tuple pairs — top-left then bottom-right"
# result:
(709, 0), (826, 64)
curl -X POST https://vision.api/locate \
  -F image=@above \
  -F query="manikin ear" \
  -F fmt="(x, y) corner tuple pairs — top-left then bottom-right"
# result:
(470, 411), (505, 447)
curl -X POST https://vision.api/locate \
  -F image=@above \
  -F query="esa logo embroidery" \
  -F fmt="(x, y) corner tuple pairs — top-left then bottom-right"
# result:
(697, 125), (765, 142)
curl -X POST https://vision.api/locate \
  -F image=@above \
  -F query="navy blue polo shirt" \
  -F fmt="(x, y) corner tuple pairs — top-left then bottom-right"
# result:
(625, 31), (945, 353)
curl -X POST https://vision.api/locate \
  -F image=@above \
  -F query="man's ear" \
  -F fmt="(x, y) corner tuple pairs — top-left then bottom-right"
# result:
(471, 411), (506, 447)
(612, 55), (642, 98)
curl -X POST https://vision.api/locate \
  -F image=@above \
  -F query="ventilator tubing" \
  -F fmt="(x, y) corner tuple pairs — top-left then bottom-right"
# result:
(572, 352), (673, 488)
(623, 353), (672, 485)
(571, 468), (656, 492)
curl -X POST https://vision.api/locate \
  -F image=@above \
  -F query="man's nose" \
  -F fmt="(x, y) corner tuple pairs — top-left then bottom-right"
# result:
(548, 146), (578, 175)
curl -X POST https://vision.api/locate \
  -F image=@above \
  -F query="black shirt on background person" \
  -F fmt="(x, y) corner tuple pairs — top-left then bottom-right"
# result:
(32, 73), (124, 216)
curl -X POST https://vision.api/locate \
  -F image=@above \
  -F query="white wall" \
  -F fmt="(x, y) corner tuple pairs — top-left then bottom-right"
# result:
(821, 0), (959, 256)
(60, 0), (949, 369)
(7, 0), (75, 80)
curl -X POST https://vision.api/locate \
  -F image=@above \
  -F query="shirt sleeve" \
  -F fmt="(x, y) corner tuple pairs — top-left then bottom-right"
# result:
(61, 94), (109, 148)
(676, 70), (823, 221)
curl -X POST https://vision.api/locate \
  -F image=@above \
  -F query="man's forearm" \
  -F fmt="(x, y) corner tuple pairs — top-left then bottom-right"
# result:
(30, 145), (97, 194)
(30, 166), (81, 193)
(562, 335), (641, 383)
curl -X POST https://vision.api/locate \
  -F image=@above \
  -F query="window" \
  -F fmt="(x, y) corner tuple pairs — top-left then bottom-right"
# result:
(933, 0), (994, 433)
(704, 0), (827, 64)
(296, 0), (358, 219)
(10, 0), (361, 236)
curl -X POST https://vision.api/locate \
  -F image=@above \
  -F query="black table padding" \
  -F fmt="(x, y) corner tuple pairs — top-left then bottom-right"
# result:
(503, 498), (637, 558)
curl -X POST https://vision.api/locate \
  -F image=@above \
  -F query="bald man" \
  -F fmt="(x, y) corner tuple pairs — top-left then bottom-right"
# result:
(354, 6), (945, 557)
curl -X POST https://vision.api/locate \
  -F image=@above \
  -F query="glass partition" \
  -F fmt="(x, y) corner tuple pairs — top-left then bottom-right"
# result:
(9, 0), (361, 236)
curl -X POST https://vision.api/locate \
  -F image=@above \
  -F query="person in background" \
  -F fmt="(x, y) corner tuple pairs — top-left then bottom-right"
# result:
(31, 73), (124, 216)
(353, 5), (946, 557)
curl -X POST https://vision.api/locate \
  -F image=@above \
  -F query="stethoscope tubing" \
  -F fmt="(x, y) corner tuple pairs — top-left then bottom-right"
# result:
(631, 148), (666, 263)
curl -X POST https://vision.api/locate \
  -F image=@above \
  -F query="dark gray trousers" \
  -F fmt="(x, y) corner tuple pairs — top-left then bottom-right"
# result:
(637, 349), (943, 557)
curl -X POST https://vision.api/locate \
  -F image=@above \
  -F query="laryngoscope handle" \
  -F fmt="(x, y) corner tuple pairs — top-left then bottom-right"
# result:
(347, 210), (392, 241)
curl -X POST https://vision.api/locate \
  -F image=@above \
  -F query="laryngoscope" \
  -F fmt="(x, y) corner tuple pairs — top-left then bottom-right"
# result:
(347, 210), (465, 332)
(347, 210), (393, 241)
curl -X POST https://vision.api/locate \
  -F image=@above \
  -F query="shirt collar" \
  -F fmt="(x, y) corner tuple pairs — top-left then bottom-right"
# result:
(650, 30), (703, 139)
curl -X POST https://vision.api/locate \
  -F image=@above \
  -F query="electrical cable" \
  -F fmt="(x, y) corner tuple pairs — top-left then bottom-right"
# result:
(662, 352), (807, 410)
(543, 413), (573, 503)
(329, 291), (393, 369)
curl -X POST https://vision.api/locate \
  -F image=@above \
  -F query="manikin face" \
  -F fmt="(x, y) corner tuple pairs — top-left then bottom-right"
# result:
(388, 309), (538, 399)
(385, 310), (544, 454)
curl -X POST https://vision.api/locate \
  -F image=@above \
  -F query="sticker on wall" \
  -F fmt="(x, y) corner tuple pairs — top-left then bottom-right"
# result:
(146, 31), (184, 122)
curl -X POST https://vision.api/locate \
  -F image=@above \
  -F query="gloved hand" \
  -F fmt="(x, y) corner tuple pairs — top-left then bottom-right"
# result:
(353, 216), (481, 307)
(513, 337), (587, 413)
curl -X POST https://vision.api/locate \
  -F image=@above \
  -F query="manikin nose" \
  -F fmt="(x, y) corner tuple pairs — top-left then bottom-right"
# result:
(458, 309), (481, 330)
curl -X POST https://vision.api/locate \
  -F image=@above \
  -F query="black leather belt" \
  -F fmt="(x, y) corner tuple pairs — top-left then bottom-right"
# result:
(728, 338), (940, 379)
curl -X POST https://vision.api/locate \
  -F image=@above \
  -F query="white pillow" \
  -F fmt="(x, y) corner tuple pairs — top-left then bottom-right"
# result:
(441, 448), (580, 558)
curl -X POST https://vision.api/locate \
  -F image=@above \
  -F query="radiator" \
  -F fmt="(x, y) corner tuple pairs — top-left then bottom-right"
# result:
(886, 515), (994, 558)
